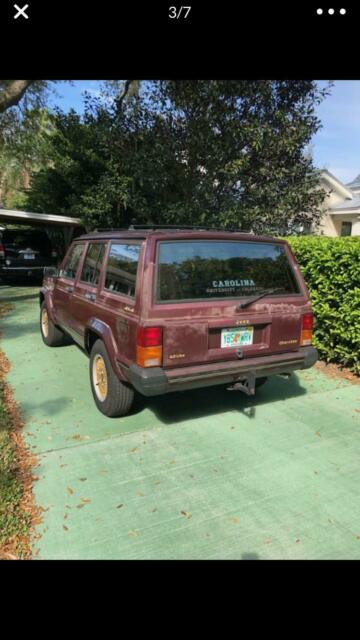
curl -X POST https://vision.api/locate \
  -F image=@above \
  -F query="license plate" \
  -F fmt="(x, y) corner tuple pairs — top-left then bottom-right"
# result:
(24, 253), (35, 260)
(221, 326), (254, 348)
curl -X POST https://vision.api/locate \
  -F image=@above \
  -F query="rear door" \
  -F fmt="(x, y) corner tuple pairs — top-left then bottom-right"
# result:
(152, 238), (308, 368)
(70, 241), (107, 343)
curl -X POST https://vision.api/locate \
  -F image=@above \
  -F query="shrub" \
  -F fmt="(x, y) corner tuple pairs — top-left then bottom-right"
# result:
(286, 236), (360, 374)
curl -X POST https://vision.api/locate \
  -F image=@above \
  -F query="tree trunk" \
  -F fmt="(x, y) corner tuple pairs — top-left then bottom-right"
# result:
(0, 80), (35, 113)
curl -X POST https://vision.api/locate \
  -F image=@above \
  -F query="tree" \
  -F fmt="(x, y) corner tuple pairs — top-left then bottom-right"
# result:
(25, 80), (331, 233)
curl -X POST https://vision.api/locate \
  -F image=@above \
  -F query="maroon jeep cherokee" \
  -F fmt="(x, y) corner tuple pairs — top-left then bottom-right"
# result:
(39, 227), (318, 417)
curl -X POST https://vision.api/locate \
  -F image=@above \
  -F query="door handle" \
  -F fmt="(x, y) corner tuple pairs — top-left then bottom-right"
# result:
(65, 285), (74, 293)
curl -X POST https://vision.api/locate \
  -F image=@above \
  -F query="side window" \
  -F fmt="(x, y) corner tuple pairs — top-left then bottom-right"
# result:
(61, 244), (84, 280)
(104, 243), (141, 298)
(80, 243), (106, 286)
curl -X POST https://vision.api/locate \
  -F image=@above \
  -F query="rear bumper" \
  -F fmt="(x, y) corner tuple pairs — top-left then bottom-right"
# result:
(121, 346), (318, 397)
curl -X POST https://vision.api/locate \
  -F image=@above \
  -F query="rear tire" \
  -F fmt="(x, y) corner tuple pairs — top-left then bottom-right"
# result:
(255, 377), (268, 388)
(40, 302), (66, 346)
(89, 339), (134, 417)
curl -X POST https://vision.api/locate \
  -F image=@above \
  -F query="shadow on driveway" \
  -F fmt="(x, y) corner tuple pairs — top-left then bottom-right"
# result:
(139, 373), (306, 424)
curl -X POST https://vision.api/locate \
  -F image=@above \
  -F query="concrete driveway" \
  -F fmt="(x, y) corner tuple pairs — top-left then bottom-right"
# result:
(1, 284), (360, 559)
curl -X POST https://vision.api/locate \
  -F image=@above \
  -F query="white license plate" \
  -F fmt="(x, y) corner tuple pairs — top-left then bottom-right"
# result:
(24, 253), (35, 260)
(221, 326), (254, 348)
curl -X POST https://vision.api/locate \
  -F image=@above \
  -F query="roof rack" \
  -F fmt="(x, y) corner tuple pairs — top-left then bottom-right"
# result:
(95, 227), (129, 232)
(128, 224), (254, 233)
(94, 225), (254, 234)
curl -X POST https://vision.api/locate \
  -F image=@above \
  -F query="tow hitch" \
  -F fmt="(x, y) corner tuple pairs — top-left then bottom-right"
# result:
(227, 371), (256, 396)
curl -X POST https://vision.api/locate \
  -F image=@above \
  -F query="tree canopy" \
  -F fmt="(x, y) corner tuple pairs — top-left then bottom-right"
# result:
(6, 80), (331, 234)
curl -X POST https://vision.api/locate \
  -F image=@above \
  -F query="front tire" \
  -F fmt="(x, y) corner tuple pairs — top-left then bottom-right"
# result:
(89, 339), (134, 417)
(40, 302), (66, 346)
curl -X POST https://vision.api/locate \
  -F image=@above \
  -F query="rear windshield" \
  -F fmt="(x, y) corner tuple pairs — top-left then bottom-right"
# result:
(2, 229), (51, 255)
(157, 240), (300, 302)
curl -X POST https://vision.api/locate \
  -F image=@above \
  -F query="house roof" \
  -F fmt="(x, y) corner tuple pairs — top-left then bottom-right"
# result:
(321, 169), (353, 200)
(346, 174), (360, 190)
(331, 196), (360, 211)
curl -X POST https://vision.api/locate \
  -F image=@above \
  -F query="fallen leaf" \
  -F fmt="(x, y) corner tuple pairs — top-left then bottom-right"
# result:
(128, 530), (139, 537)
(136, 491), (144, 497)
(116, 504), (124, 509)
(170, 459), (176, 465)
(315, 431), (321, 437)
(66, 487), (74, 495)
(81, 497), (91, 504)
(79, 477), (87, 482)
(76, 504), (85, 509)
(231, 517), (240, 524)
(63, 525), (69, 531)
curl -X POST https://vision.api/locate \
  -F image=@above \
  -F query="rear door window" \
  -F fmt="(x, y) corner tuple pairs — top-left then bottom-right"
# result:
(157, 240), (300, 302)
(61, 243), (84, 280)
(104, 243), (141, 297)
(80, 243), (106, 286)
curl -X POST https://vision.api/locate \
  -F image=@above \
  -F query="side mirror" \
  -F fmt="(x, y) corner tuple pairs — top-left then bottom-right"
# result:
(43, 266), (59, 278)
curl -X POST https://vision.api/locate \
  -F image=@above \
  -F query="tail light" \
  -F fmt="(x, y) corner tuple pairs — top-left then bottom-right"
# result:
(0, 245), (4, 259)
(301, 313), (313, 346)
(136, 327), (163, 367)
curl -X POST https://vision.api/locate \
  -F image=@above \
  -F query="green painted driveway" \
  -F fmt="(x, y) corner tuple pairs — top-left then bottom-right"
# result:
(1, 285), (360, 559)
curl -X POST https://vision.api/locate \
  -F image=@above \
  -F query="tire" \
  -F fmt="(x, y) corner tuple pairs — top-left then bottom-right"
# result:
(89, 339), (134, 417)
(255, 377), (268, 389)
(40, 301), (66, 346)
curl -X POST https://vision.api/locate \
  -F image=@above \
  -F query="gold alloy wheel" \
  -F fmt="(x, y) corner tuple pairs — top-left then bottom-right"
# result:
(41, 308), (49, 338)
(93, 354), (108, 402)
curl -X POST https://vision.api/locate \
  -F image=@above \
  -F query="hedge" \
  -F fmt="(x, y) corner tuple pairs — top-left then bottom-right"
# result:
(285, 236), (360, 375)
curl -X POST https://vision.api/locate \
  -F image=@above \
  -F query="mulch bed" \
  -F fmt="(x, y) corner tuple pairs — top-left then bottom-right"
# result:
(315, 360), (359, 385)
(0, 303), (40, 560)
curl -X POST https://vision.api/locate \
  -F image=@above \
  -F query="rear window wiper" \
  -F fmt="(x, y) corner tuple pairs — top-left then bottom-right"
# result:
(237, 288), (284, 310)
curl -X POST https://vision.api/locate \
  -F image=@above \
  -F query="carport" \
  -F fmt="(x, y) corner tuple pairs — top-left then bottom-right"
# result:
(0, 208), (86, 259)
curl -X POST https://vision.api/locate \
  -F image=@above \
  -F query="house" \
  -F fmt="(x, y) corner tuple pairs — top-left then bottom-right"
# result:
(317, 170), (360, 236)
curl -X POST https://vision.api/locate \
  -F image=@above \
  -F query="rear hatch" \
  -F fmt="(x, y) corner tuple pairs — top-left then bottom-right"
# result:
(150, 236), (309, 368)
(2, 229), (55, 267)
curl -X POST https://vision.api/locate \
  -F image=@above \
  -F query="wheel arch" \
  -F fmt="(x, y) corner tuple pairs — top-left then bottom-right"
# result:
(85, 319), (125, 380)
(39, 288), (57, 324)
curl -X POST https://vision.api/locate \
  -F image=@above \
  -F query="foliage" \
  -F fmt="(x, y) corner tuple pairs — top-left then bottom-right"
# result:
(0, 107), (56, 208)
(26, 80), (330, 232)
(287, 236), (360, 374)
